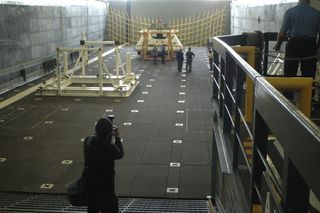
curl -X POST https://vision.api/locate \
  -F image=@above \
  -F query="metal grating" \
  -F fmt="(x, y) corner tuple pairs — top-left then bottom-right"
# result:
(0, 192), (209, 213)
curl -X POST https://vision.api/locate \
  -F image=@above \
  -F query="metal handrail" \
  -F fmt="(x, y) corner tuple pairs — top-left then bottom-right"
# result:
(211, 32), (320, 212)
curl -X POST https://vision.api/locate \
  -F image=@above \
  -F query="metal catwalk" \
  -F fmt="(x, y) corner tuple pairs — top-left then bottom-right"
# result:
(0, 47), (213, 199)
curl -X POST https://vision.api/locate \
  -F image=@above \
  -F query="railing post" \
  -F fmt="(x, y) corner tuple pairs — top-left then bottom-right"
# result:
(232, 64), (244, 169)
(213, 50), (220, 98)
(222, 53), (234, 132)
(282, 156), (309, 213)
(219, 59), (225, 118)
(250, 112), (268, 211)
(263, 39), (269, 76)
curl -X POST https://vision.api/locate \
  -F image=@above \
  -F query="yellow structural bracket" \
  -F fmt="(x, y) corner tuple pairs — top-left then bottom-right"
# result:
(232, 46), (256, 123)
(233, 46), (313, 121)
(265, 77), (313, 118)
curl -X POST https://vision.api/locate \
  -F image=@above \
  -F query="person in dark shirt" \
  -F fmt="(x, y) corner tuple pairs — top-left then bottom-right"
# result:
(185, 47), (195, 72)
(160, 44), (166, 64)
(84, 117), (124, 213)
(176, 49), (184, 72)
(152, 46), (158, 65)
(274, 0), (320, 79)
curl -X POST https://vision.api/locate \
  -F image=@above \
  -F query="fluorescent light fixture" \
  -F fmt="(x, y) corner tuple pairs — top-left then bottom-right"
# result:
(0, 0), (107, 6)
(232, 0), (298, 6)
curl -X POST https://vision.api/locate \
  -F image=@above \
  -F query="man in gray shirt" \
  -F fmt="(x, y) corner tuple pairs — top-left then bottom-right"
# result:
(274, 0), (320, 79)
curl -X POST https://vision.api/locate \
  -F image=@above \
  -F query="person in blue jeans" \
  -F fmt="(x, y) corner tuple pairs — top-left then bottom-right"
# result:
(84, 117), (124, 213)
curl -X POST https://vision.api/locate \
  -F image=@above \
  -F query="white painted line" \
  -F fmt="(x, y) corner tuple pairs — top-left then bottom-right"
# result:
(34, 98), (42, 101)
(180, 85), (186, 88)
(181, 74), (186, 77)
(149, 79), (155, 82)
(74, 98), (81, 102)
(61, 160), (73, 165)
(186, 108), (189, 133)
(0, 158), (7, 162)
(40, 184), (54, 189)
(23, 136), (34, 141)
(123, 122), (132, 126)
(44, 121), (53, 124)
(105, 109), (113, 112)
(181, 79), (186, 82)
(61, 108), (69, 111)
(178, 100), (185, 103)
(170, 162), (181, 167)
(80, 138), (85, 142)
(176, 110), (185, 114)
(179, 92), (186, 95)
(137, 100), (144, 103)
(146, 85), (152, 88)
(166, 188), (179, 193)
(114, 99), (121, 102)
(175, 123), (184, 127)
(17, 107), (25, 111)
(131, 110), (139, 113)
(0, 119), (4, 123)
(142, 91), (149, 94)
(173, 140), (182, 144)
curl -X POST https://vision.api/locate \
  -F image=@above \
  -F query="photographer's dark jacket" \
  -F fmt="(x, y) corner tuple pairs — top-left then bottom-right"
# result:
(84, 135), (124, 196)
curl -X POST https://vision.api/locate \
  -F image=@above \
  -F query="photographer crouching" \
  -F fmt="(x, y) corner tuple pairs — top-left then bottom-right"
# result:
(83, 115), (124, 213)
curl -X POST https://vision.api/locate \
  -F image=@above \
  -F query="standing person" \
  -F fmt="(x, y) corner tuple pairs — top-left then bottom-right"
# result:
(20, 67), (26, 82)
(160, 44), (166, 64)
(176, 49), (184, 72)
(185, 47), (195, 73)
(84, 117), (124, 213)
(208, 50), (213, 71)
(274, 0), (320, 79)
(152, 46), (158, 65)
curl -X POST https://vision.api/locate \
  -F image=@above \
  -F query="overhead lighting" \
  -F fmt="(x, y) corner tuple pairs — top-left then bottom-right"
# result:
(232, 0), (298, 6)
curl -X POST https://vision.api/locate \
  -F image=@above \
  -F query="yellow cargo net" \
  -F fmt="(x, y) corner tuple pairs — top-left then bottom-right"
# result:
(107, 6), (226, 46)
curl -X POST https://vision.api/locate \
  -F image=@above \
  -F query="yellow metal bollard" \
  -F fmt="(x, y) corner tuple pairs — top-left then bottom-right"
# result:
(265, 77), (313, 118)
(232, 46), (256, 123)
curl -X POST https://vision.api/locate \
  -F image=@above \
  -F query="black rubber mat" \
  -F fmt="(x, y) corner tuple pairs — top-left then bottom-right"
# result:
(0, 47), (214, 199)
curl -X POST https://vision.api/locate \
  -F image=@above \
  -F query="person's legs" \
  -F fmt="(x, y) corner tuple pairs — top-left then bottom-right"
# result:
(88, 194), (100, 213)
(284, 40), (299, 77)
(100, 194), (118, 213)
(178, 60), (182, 72)
(300, 40), (317, 78)
(283, 40), (300, 99)
(186, 61), (190, 72)
(88, 205), (100, 213)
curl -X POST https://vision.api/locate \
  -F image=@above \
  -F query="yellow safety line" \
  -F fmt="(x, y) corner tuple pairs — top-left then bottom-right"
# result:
(0, 45), (125, 110)
(0, 81), (53, 110)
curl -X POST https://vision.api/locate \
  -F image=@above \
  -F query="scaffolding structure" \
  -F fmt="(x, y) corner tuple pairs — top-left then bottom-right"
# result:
(107, 6), (226, 46)
(39, 35), (139, 97)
